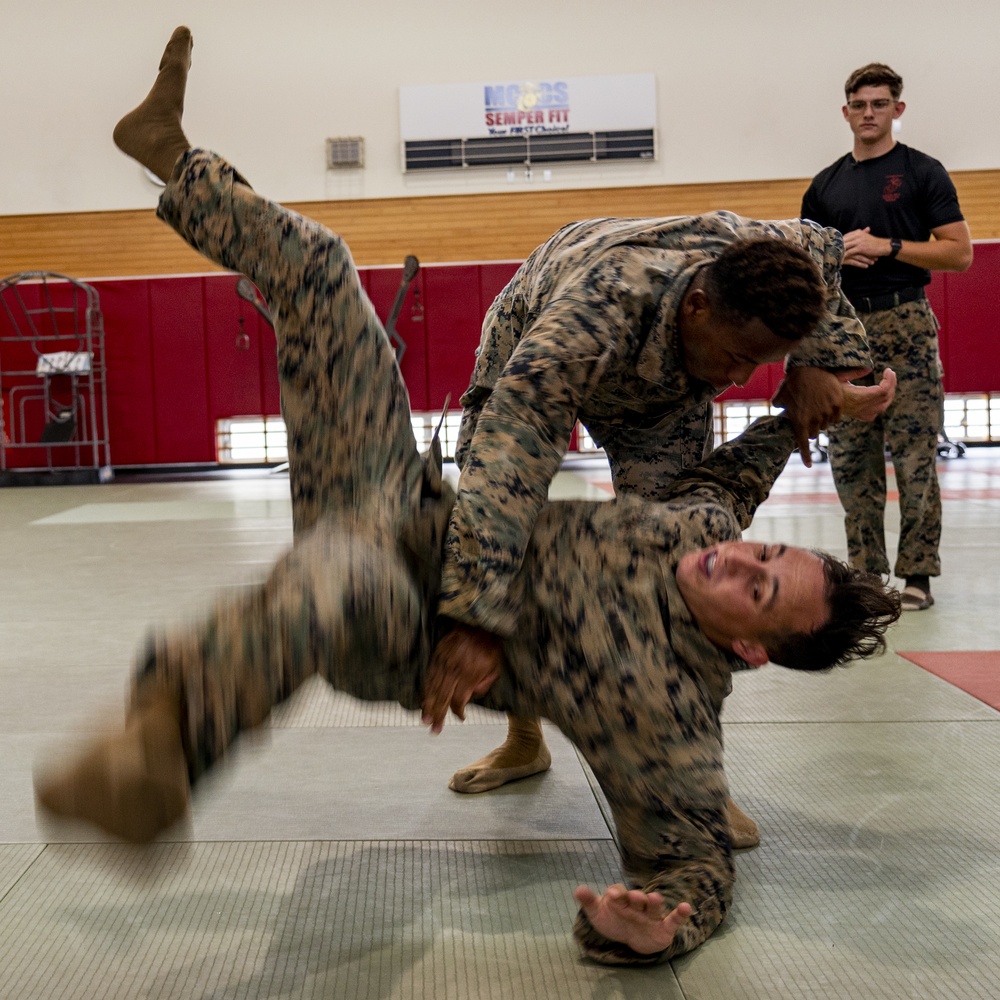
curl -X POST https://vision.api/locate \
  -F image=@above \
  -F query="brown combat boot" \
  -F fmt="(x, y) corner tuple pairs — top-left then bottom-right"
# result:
(35, 690), (190, 844)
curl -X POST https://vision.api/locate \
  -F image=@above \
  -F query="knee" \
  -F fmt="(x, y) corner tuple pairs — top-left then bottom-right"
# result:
(283, 526), (428, 660)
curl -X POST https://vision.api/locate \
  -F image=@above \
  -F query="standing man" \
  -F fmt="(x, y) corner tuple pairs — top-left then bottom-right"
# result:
(801, 62), (973, 611)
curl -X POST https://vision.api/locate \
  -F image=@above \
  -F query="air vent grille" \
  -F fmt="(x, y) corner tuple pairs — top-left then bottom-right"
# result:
(326, 136), (365, 169)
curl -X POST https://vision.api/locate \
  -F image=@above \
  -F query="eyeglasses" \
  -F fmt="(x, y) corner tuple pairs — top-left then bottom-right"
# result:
(846, 98), (895, 113)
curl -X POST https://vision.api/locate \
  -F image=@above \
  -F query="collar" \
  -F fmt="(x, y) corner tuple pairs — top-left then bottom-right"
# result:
(849, 140), (902, 167)
(635, 258), (713, 390)
(662, 555), (747, 711)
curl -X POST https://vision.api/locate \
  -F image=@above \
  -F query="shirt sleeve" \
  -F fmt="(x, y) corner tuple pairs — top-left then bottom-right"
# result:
(726, 215), (870, 373)
(783, 220), (871, 372)
(919, 157), (966, 230)
(571, 696), (734, 964)
(800, 179), (823, 225)
(438, 295), (622, 636)
(656, 414), (798, 531)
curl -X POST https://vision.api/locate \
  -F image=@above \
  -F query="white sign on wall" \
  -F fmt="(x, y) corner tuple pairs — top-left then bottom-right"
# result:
(399, 73), (656, 140)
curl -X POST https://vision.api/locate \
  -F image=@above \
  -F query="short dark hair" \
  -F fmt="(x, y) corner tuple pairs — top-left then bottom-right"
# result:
(845, 62), (903, 100)
(766, 552), (902, 671)
(702, 238), (826, 342)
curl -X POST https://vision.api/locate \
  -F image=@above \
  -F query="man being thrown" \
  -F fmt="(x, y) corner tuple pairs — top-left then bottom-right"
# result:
(36, 28), (901, 966)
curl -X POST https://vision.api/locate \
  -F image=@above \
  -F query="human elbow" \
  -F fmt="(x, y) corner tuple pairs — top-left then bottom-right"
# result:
(955, 243), (974, 272)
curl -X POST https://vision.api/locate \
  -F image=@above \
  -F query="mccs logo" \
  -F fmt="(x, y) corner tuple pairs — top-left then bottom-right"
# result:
(484, 81), (571, 132)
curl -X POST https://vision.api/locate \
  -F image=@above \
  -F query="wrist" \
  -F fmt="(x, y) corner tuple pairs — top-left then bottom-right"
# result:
(886, 237), (902, 259)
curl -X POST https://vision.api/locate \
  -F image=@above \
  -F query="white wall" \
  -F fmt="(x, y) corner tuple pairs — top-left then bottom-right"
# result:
(1, 0), (997, 216)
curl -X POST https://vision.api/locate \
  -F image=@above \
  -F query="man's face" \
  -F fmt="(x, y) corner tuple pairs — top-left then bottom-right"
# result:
(675, 541), (829, 665)
(679, 308), (789, 393)
(842, 84), (903, 147)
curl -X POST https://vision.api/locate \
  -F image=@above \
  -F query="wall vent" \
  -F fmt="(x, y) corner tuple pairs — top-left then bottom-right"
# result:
(326, 136), (365, 169)
(403, 129), (655, 172)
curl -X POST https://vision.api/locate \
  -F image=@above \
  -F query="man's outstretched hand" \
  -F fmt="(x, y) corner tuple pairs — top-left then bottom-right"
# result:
(422, 623), (503, 733)
(841, 366), (896, 421)
(574, 884), (693, 956)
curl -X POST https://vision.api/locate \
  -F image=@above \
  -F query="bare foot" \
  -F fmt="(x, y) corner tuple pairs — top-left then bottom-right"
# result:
(448, 715), (551, 793)
(112, 25), (193, 181)
(574, 884), (693, 955)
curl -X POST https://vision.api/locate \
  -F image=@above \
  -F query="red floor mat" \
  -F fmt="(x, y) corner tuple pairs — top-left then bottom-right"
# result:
(898, 650), (1000, 712)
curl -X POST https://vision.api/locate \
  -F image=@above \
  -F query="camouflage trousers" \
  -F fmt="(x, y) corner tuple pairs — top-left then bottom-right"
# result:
(826, 297), (943, 578)
(136, 148), (452, 781)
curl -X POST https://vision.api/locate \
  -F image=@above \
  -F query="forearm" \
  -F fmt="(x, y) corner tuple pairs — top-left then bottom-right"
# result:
(785, 226), (871, 372)
(785, 295), (870, 372)
(439, 409), (573, 635)
(657, 415), (796, 529)
(889, 236), (973, 272)
(440, 311), (612, 633)
(843, 220), (974, 274)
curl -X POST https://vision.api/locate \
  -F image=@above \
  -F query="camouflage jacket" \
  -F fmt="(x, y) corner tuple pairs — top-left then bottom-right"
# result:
(439, 211), (868, 636)
(479, 412), (800, 963)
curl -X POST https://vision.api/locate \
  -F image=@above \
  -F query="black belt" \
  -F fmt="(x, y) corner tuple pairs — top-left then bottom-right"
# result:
(849, 286), (926, 313)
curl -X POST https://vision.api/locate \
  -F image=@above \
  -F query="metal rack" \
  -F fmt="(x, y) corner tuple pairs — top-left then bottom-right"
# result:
(0, 271), (112, 484)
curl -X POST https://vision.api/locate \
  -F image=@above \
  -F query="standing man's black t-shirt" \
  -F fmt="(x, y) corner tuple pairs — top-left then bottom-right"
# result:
(801, 143), (964, 300)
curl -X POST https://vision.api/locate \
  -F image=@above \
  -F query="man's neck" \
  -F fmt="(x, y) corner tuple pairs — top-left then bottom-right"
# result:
(852, 137), (897, 163)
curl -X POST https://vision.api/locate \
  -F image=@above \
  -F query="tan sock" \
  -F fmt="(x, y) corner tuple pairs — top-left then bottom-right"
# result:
(34, 690), (190, 843)
(449, 715), (552, 793)
(727, 796), (761, 850)
(112, 25), (194, 182)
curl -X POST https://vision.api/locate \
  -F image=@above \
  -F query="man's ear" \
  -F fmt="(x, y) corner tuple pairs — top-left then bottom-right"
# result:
(681, 286), (710, 318)
(733, 638), (769, 667)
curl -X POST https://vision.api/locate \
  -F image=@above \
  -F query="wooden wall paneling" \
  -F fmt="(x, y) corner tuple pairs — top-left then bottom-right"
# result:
(148, 276), (213, 463)
(953, 172), (1000, 240)
(0, 209), (216, 283)
(3, 170), (996, 281)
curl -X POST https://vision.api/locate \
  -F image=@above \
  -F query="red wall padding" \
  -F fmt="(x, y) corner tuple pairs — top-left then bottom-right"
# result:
(4, 243), (997, 467)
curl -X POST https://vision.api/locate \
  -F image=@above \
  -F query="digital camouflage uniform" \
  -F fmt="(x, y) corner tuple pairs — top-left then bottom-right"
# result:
(442, 212), (871, 637)
(825, 300), (942, 577)
(136, 149), (808, 965)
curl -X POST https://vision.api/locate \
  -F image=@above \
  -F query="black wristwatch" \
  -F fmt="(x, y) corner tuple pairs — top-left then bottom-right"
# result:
(887, 237), (903, 259)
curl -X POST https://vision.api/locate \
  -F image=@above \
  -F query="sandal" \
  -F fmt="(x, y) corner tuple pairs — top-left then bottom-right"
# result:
(900, 585), (934, 612)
